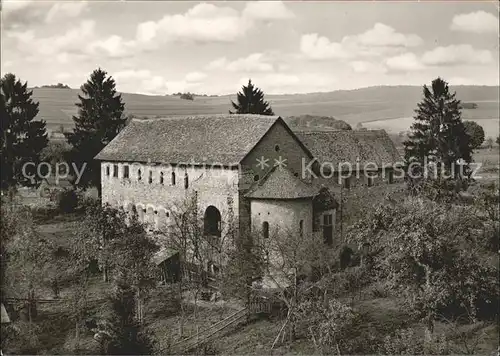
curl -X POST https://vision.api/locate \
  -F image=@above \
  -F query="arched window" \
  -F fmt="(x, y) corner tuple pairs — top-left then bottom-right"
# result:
(184, 173), (189, 189)
(262, 221), (269, 239)
(138, 169), (142, 181)
(157, 209), (166, 231)
(299, 220), (304, 237)
(136, 205), (144, 222)
(146, 206), (154, 230)
(171, 171), (176, 186)
(204, 206), (221, 237)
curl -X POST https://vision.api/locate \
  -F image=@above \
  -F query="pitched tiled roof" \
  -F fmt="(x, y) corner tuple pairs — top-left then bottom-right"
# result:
(245, 165), (318, 200)
(295, 129), (402, 168)
(95, 114), (281, 165)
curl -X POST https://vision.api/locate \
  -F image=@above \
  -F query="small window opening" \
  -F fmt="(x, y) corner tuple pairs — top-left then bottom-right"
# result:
(184, 173), (189, 189)
(138, 169), (142, 181)
(123, 165), (129, 179)
(106, 165), (110, 176)
(342, 177), (350, 189)
(367, 175), (374, 187)
(171, 171), (176, 185)
(274, 145), (280, 152)
(148, 170), (153, 184)
(113, 164), (118, 177)
(299, 220), (304, 237)
(253, 174), (260, 182)
(262, 221), (269, 239)
(160, 171), (164, 184)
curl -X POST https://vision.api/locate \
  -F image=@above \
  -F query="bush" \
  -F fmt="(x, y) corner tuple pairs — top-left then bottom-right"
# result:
(379, 327), (451, 355)
(180, 92), (194, 100)
(299, 299), (362, 354)
(56, 189), (79, 213)
(339, 245), (354, 269)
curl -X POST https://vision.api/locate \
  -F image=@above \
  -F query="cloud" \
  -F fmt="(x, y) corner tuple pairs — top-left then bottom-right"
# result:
(300, 34), (351, 60)
(385, 52), (425, 71)
(206, 57), (229, 70)
(2, 0), (34, 13)
(228, 53), (274, 72)
(114, 69), (168, 94)
(238, 73), (299, 93)
(45, 1), (88, 23)
(113, 69), (208, 95)
(421, 44), (494, 66)
(8, 20), (95, 57)
(3, 0), (87, 31)
(55, 72), (72, 81)
(185, 71), (207, 83)
(134, 3), (251, 44)
(242, 1), (295, 20)
(206, 53), (274, 72)
(351, 23), (423, 47)
(301, 23), (422, 60)
(450, 11), (499, 34)
(86, 35), (137, 59)
(350, 61), (387, 74)
(132, 2), (295, 49)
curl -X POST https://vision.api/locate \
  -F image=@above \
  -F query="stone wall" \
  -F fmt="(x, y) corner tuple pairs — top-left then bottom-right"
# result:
(101, 161), (240, 235)
(238, 120), (313, 237)
(250, 198), (313, 242)
(239, 121), (312, 190)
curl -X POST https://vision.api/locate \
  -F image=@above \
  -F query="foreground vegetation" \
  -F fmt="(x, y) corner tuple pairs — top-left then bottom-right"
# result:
(1, 178), (498, 355)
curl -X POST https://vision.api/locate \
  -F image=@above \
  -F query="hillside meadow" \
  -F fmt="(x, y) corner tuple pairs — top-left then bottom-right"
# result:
(33, 85), (499, 138)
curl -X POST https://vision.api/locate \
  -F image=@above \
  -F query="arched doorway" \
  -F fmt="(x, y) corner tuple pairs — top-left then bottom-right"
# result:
(204, 206), (221, 237)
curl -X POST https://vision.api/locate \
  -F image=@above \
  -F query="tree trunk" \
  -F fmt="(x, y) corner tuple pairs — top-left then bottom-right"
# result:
(97, 182), (102, 201)
(102, 263), (108, 282)
(75, 319), (80, 348)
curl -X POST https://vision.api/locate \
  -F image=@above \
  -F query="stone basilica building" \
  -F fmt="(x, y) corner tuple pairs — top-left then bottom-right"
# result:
(95, 114), (401, 267)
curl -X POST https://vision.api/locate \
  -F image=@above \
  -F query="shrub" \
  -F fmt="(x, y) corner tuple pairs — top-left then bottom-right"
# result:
(56, 189), (79, 213)
(299, 299), (362, 354)
(380, 327), (451, 355)
(180, 92), (194, 100)
(339, 245), (354, 269)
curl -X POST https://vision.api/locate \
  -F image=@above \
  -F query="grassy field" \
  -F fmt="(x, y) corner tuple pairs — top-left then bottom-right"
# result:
(33, 85), (499, 138)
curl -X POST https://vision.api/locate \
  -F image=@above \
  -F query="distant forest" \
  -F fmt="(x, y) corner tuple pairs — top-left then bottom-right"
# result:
(34, 83), (71, 89)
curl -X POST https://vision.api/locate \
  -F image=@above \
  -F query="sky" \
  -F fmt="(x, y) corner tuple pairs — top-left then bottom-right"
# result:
(1, 0), (499, 95)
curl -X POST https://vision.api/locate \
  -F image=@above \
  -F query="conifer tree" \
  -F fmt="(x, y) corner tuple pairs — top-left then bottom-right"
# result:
(65, 68), (126, 193)
(404, 77), (472, 186)
(230, 79), (274, 115)
(0, 73), (48, 191)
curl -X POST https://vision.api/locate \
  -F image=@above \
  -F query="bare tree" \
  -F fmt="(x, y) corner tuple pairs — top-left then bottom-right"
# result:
(160, 193), (237, 339)
(259, 227), (335, 347)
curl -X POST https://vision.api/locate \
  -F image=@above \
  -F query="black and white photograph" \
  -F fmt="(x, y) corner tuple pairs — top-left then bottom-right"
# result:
(1, 0), (499, 354)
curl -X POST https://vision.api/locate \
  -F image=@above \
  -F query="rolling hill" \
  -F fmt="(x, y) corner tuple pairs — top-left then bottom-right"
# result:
(32, 85), (499, 138)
